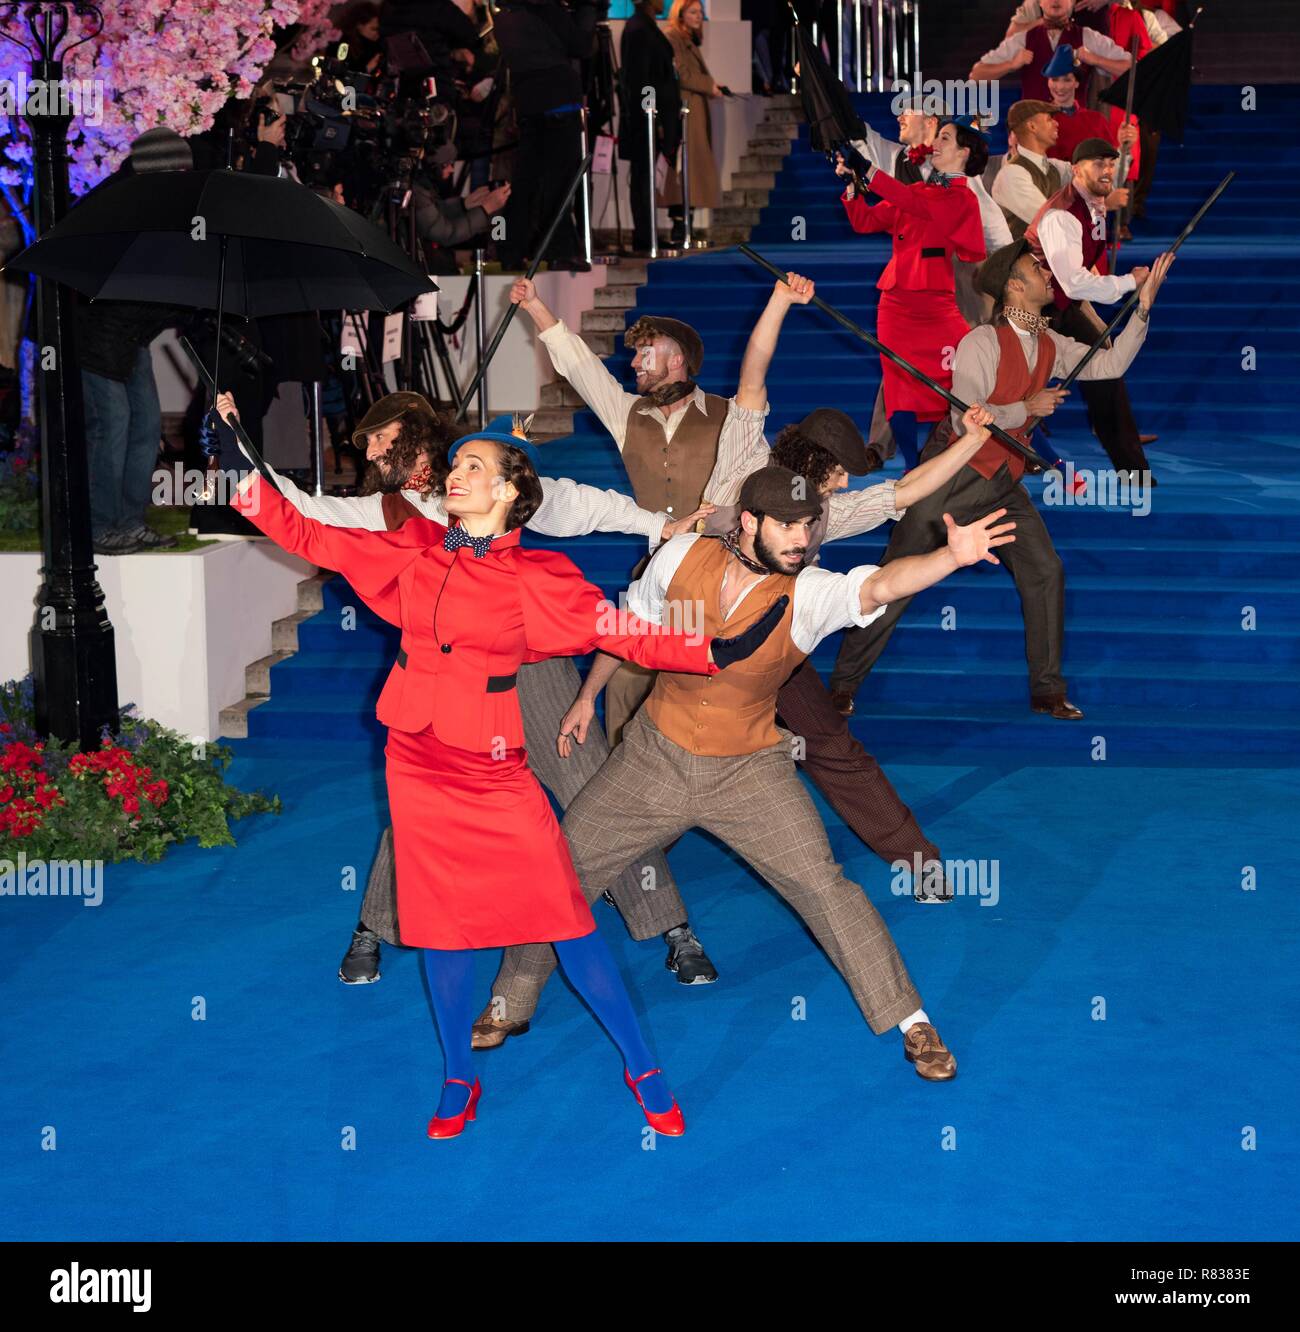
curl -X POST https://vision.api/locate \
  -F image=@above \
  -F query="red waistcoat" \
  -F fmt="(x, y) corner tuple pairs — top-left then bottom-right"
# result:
(966, 324), (1056, 483)
(1022, 23), (1093, 101)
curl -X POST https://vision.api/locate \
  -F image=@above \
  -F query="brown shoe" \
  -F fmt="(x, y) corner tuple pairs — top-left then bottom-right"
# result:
(471, 1013), (531, 1050)
(1031, 694), (1084, 720)
(903, 1022), (957, 1081)
(830, 689), (856, 716)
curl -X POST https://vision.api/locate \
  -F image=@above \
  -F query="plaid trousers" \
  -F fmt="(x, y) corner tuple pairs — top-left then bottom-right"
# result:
(359, 656), (688, 946)
(489, 709), (922, 1035)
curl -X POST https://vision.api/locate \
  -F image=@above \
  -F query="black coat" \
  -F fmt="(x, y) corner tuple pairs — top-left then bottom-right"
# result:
(494, 1), (590, 116)
(618, 13), (681, 161)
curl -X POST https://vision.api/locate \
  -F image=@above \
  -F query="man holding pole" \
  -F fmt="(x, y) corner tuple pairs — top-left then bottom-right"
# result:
(826, 239), (1173, 722)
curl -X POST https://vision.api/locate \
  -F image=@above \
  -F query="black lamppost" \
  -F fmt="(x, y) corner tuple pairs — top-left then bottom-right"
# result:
(1, 1), (117, 749)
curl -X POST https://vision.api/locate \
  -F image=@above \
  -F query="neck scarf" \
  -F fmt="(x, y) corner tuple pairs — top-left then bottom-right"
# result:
(720, 529), (774, 576)
(906, 142), (934, 166)
(647, 379), (698, 410)
(1004, 306), (1053, 333)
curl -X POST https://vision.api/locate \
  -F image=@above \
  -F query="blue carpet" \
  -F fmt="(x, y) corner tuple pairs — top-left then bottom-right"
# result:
(2, 86), (1297, 1241)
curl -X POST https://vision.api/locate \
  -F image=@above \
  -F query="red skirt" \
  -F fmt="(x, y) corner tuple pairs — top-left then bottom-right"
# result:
(384, 725), (595, 949)
(877, 288), (971, 421)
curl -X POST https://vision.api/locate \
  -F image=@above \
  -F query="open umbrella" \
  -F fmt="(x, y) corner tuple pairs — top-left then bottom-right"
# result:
(1099, 27), (1195, 143)
(4, 168), (436, 487)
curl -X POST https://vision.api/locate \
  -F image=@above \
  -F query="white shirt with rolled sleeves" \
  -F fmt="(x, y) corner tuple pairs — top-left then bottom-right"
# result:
(536, 318), (771, 513)
(979, 24), (1129, 68)
(1037, 195), (1138, 306)
(626, 532), (888, 656)
(992, 147), (1071, 228)
(253, 461), (672, 543)
(947, 312), (1149, 436)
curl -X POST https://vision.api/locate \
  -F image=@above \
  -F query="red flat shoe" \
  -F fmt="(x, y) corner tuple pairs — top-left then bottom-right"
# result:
(426, 1077), (481, 1139)
(624, 1067), (686, 1136)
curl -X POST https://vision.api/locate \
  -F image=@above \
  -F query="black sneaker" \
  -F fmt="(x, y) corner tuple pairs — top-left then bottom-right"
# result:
(664, 925), (718, 985)
(93, 529), (145, 556)
(339, 926), (381, 984)
(125, 521), (178, 549)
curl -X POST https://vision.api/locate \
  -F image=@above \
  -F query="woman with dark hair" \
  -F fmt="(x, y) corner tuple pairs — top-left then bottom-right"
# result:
(835, 117), (989, 470)
(219, 401), (786, 1139)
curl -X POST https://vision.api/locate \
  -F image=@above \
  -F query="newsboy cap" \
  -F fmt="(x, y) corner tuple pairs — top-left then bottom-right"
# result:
(623, 316), (704, 378)
(737, 464), (824, 524)
(1072, 137), (1120, 164)
(793, 407), (874, 476)
(976, 238), (1033, 301)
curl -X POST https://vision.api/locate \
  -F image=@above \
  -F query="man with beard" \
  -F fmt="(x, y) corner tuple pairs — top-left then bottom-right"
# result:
(1025, 137), (1157, 476)
(226, 390), (722, 994)
(470, 464), (1021, 1084)
(823, 239), (1173, 723)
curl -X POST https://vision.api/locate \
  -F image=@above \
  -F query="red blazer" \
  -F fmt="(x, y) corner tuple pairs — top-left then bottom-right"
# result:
(842, 167), (985, 293)
(233, 476), (718, 753)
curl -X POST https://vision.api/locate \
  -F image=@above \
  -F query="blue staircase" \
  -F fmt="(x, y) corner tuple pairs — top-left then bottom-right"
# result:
(242, 87), (1300, 768)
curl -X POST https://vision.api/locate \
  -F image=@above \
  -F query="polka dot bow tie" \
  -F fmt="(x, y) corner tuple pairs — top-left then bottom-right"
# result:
(443, 525), (495, 559)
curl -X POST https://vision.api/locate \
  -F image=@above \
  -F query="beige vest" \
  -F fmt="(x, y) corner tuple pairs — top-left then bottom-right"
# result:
(622, 392), (728, 516)
(1001, 156), (1058, 240)
(644, 536), (807, 756)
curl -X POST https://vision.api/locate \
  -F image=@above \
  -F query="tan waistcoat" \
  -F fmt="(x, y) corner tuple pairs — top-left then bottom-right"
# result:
(644, 536), (806, 756)
(621, 392), (728, 516)
(1000, 156), (1058, 240)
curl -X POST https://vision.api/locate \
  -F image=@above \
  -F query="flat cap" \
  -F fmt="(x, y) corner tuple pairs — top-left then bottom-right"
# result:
(794, 407), (874, 476)
(738, 464), (824, 524)
(623, 315), (704, 378)
(1072, 136), (1120, 163)
(351, 391), (440, 446)
(976, 238), (1032, 301)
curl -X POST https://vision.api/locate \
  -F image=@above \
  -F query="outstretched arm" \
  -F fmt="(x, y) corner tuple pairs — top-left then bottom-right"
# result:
(892, 405), (995, 510)
(859, 509), (1016, 616)
(736, 272), (816, 411)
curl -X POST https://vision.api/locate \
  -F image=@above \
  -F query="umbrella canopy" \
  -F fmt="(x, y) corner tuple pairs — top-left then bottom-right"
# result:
(792, 20), (866, 157)
(1100, 28), (1195, 143)
(4, 168), (435, 315)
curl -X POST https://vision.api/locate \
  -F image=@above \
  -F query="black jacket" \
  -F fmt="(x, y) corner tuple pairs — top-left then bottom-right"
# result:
(493, 1), (590, 116)
(618, 12), (681, 161)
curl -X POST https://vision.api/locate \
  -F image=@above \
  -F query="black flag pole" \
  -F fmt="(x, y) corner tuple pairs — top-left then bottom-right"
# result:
(454, 151), (593, 421)
(1052, 172), (1234, 395)
(738, 244), (1050, 471)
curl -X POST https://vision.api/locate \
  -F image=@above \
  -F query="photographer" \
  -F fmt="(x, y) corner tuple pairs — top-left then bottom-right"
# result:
(493, 0), (598, 271)
(413, 143), (511, 273)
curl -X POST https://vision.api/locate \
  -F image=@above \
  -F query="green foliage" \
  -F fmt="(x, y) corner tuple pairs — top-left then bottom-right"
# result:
(0, 676), (280, 864)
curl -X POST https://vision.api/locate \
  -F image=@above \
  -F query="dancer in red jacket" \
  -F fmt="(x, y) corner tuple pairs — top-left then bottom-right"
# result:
(836, 117), (989, 469)
(223, 403), (785, 1139)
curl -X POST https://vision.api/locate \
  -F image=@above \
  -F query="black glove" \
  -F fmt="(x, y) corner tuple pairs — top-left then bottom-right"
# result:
(710, 595), (789, 669)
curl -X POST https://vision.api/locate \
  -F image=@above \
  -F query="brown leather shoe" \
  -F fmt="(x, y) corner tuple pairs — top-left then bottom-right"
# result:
(830, 689), (855, 716)
(903, 1022), (957, 1081)
(1031, 694), (1084, 720)
(471, 1013), (531, 1050)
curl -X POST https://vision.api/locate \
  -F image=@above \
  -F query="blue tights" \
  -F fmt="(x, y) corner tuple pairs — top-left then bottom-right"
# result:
(422, 930), (671, 1118)
(890, 411), (920, 471)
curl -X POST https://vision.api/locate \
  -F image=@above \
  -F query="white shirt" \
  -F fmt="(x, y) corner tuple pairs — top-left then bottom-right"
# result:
(948, 312), (1149, 436)
(626, 533), (887, 656)
(980, 26), (1129, 68)
(1037, 197), (1137, 305)
(968, 172), (1014, 251)
(260, 462), (670, 543)
(992, 147), (1071, 226)
(538, 319), (770, 513)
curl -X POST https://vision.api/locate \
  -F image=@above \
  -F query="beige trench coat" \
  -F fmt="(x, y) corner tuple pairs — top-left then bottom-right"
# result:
(662, 27), (720, 210)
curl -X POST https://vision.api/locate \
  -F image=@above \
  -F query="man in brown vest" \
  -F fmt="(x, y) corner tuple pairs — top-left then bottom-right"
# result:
(477, 464), (1021, 1082)
(993, 100), (1074, 242)
(828, 238), (1173, 721)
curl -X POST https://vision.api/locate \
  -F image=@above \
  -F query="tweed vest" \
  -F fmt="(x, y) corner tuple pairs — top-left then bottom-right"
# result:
(621, 392), (728, 516)
(1001, 155), (1057, 239)
(644, 536), (806, 756)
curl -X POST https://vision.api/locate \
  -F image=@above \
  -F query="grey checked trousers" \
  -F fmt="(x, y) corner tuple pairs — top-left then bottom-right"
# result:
(489, 709), (923, 1035)
(359, 656), (689, 947)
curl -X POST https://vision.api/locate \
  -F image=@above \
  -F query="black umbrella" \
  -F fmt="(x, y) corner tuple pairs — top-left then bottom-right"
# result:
(790, 12), (866, 176)
(5, 168), (436, 489)
(4, 168), (434, 315)
(1099, 27), (1195, 143)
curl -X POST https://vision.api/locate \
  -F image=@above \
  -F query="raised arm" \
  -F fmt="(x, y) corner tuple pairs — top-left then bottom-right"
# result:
(513, 277), (638, 450)
(736, 273), (816, 411)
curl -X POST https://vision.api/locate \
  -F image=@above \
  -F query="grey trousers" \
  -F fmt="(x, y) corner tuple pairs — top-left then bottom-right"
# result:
(489, 710), (922, 1035)
(359, 656), (689, 947)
